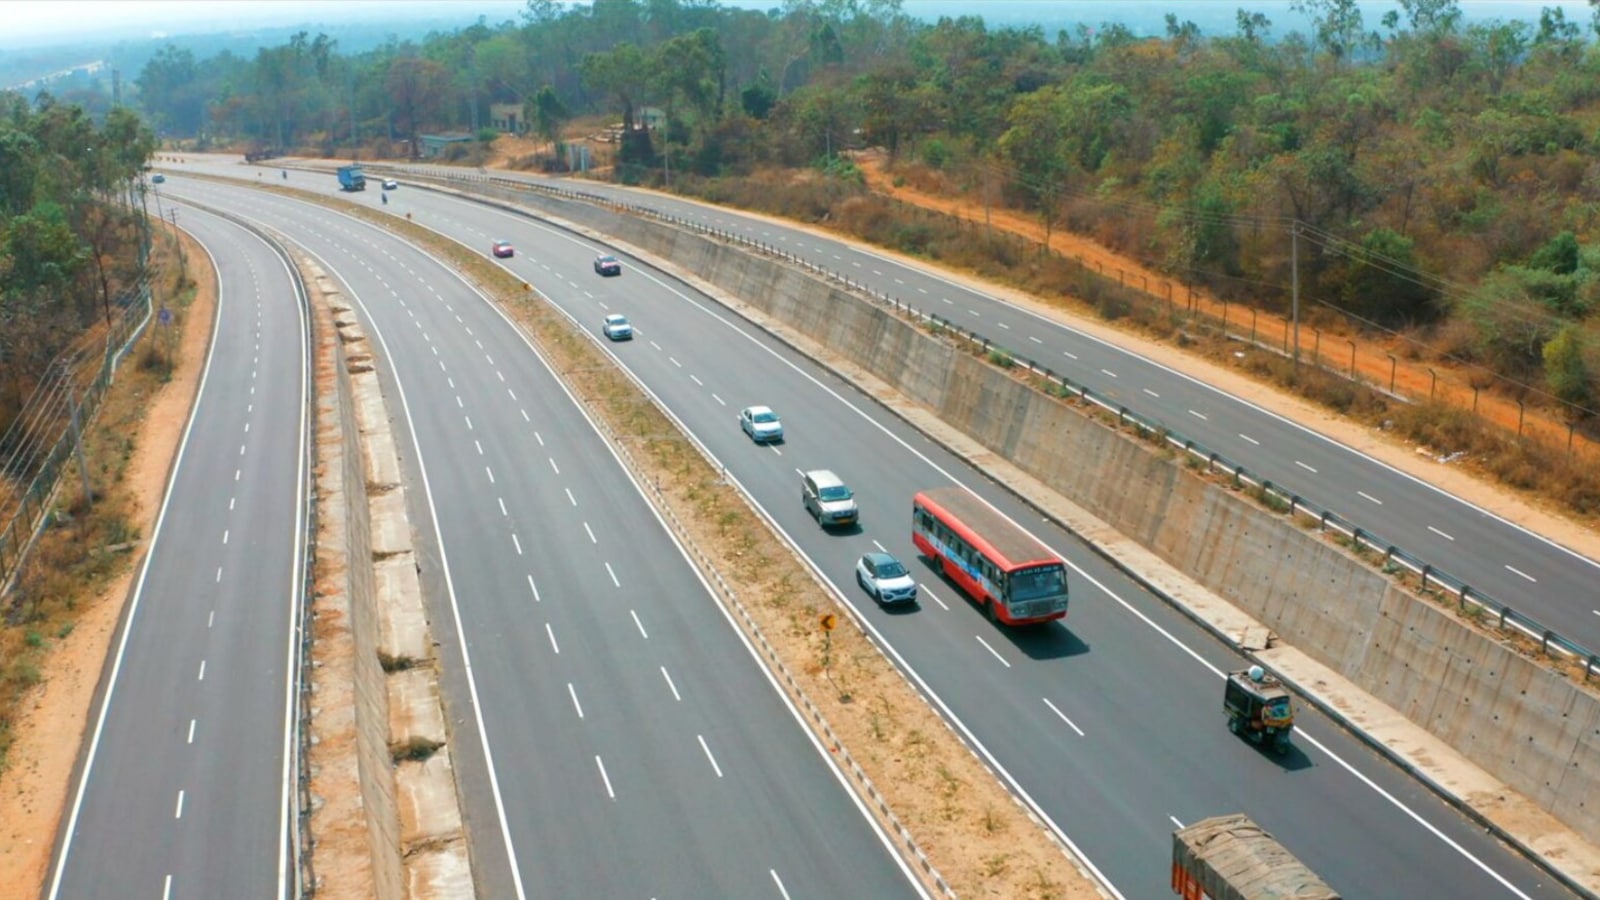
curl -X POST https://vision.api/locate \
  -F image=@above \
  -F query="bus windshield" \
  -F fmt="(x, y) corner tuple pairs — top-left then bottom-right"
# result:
(1009, 564), (1065, 602)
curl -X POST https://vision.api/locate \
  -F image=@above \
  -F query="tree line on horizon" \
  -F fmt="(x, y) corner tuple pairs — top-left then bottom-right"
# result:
(125, 0), (1600, 415)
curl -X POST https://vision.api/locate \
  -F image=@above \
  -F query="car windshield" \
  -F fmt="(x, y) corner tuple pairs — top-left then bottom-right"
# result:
(608, 316), (627, 325)
(874, 559), (906, 578)
(600, 256), (617, 264)
(1008, 564), (1065, 601)
(819, 485), (852, 501)
(752, 411), (778, 423)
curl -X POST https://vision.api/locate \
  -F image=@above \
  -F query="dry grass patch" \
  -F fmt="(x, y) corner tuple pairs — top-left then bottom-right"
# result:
(250, 184), (1104, 899)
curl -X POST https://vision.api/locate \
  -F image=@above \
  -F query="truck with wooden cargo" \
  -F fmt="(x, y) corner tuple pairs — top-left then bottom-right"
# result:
(1172, 813), (1339, 900)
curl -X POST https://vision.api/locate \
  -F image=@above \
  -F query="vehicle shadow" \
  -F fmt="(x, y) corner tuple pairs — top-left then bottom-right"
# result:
(821, 522), (864, 537)
(997, 620), (1088, 660)
(1226, 734), (1315, 771)
(914, 556), (1088, 660)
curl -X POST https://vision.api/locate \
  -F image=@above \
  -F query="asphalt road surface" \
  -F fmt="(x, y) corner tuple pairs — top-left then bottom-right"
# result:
(390, 163), (1600, 656)
(362, 177), (1573, 900)
(164, 175), (929, 900)
(46, 204), (310, 900)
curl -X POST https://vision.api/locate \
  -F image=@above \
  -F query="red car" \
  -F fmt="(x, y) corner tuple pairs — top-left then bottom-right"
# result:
(492, 240), (514, 258)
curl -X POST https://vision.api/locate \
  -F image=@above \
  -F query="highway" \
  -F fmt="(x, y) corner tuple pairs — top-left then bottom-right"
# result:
(337, 173), (1569, 899)
(395, 164), (1600, 654)
(47, 205), (309, 899)
(163, 175), (929, 899)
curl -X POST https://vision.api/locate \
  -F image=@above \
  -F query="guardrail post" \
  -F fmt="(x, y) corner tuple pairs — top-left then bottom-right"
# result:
(1420, 564), (1431, 589)
(1289, 495), (1300, 515)
(1320, 511), (1331, 532)
(1499, 605), (1510, 630)
(1460, 585), (1472, 611)
(1542, 630), (1554, 655)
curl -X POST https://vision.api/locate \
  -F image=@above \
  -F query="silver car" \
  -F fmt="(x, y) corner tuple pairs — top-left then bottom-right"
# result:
(856, 552), (918, 605)
(602, 313), (633, 340)
(739, 406), (783, 443)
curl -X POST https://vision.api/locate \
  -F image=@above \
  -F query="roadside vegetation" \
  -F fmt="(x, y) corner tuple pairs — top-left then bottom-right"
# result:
(128, 0), (1600, 518)
(0, 224), (191, 773)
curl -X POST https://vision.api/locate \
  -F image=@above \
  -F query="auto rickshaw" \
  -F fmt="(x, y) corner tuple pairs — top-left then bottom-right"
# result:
(1224, 665), (1294, 755)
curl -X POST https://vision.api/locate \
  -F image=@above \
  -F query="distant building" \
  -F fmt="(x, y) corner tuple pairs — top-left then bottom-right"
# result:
(419, 132), (476, 158)
(489, 102), (526, 135)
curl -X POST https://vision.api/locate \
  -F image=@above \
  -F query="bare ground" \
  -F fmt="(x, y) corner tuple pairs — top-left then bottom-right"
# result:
(0, 226), (216, 900)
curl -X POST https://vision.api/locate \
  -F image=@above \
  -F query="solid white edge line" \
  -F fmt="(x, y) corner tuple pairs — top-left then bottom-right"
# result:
(268, 225), (311, 900)
(303, 245), (530, 899)
(47, 212), (230, 900)
(471, 198), (1543, 897)
(846, 236), (1599, 591)
(375, 207), (938, 898)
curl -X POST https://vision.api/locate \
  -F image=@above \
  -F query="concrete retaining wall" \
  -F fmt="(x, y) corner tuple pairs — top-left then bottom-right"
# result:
(340, 313), (472, 897)
(327, 294), (407, 900)
(519, 197), (1600, 845)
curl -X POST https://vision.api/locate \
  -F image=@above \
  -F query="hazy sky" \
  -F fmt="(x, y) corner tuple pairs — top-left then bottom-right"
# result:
(4, 0), (1592, 48)
(4, 0), (527, 44)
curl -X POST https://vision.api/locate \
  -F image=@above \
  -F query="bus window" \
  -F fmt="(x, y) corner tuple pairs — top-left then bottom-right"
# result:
(1010, 565), (1066, 601)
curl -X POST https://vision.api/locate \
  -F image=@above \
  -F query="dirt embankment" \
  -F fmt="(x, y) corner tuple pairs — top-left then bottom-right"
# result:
(0, 224), (216, 899)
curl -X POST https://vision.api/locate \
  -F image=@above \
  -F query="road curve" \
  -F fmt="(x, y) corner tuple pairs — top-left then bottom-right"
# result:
(167, 176), (930, 900)
(395, 164), (1600, 654)
(46, 205), (310, 900)
(369, 179), (1571, 900)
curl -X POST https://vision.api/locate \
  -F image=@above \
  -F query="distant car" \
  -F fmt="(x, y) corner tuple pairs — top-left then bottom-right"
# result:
(739, 406), (783, 443)
(594, 254), (622, 276)
(151, 173), (166, 184)
(382, 178), (398, 190)
(856, 552), (918, 606)
(602, 313), (633, 341)
(492, 240), (514, 258)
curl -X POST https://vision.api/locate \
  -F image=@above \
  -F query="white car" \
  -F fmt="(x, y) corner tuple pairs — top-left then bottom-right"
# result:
(382, 178), (398, 190)
(856, 552), (918, 605)
(739, 406), (783, 443)
(602, 313), (633, 341)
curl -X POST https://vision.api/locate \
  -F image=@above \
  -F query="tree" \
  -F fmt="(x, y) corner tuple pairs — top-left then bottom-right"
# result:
(1332, 227), (1439, 326)
(998, 85), (1074, 245)
(1290, 0), (1367, 65)
(531, 85), (569, 148)
(386, 57), (449, 160)
(580, 43), (653, 131)
(1544, 323), (1593, 411)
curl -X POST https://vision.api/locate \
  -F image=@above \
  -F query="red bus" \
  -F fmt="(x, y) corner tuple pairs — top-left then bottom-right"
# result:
(912, 487), (1069, 625)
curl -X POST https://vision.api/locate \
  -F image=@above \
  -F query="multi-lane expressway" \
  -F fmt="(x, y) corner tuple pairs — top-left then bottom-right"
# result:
(162, 175), (930, 899)
(160, 164), (1576, 899)
(394, 164), (1600, 655)
(46, 206), (310, 899)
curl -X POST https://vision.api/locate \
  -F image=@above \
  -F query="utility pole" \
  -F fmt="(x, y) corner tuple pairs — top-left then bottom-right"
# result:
(468, 50), (481, 134)
(1291, 221), (1301, 367)
(348, 69), (359, 155)
(69, 392), (93, 509)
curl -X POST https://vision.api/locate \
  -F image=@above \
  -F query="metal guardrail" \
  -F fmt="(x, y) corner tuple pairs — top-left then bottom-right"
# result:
(387, 164), (1600, 684)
